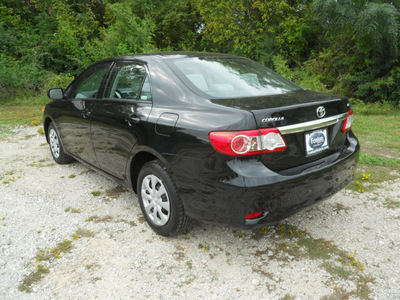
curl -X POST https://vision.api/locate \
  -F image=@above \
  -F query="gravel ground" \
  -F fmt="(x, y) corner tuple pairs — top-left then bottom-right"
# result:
(0, 126), (399, 299)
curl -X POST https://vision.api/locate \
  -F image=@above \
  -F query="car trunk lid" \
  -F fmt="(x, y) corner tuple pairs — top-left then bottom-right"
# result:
(211, 90), (351, 174)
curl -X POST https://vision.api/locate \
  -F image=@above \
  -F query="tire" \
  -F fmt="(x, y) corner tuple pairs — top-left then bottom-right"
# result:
(47, 123), (74, 165)
(137, 160), (191, 236)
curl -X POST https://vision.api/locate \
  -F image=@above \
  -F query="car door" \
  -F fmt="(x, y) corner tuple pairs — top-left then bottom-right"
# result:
(89, 61), (153, 180)
(57, 62), (112, 167)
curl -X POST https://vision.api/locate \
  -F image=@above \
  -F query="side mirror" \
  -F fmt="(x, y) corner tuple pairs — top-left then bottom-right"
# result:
(47, 88), (64, 100)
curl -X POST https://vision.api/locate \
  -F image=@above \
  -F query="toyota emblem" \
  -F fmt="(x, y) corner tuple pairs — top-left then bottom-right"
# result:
(316, 106), (326, 118)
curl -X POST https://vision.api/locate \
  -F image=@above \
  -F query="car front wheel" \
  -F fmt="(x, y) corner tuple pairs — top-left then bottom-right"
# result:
(48, 123), (74, 164)
(137, 160), (191, 236)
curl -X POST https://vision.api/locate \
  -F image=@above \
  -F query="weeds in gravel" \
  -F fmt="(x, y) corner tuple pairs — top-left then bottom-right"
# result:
(19, 239), (74, 292)
(72, 227), (95, 238)
(90, 191), (101, 197)
(249, 224), (374, 299)
(18, 228), (95, 293)
(18, 264), (49, 293)
(1, 170), (18, 184)
(27, 160), (56, 168)
(85, 215), (113, 223)
(105, 185), (127, 198)
(116, 219), (137, 227)
(198, 243), (210, 251)
(383, 198), (400, 209)
(64, 206), (81, 214)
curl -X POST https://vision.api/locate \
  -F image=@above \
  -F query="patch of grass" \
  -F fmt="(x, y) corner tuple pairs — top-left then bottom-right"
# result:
(0, 104), (45, 127)
(64, 206), (81, 214)
(18, 264), (49, 293)
(383, 198), (400, 210)
(198, 243), (210, 251)
(333, 203), (351, 213)
(105, 185), (127, 198)
(321, 262), (353, 280)
(352, 113), (400, 157)
(250, 224), (373, 299)
(117, 219), (137, 227)
(0, 96), (49, 138)
(19, 240), (73, 292)
(72, 227), (95, 239)
(359, 152), (400, 167)
(20, 134), (36, 140)
(36, 239), (74, 262)
(85, 215), (113, 223)
(19, 226), (95, 293)
(1, 170), (18, 184)
(85, 215), (99, 222)
(85, 263), (99, 270)
(348, 107), (400, 194)
(347, 166), (400, 193)
(90, 191), (101, 197)
(68, 174), (76, 179)
(280, 294), (296, 300)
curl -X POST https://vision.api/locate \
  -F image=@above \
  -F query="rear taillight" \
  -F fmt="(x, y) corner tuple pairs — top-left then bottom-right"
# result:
(245, 212), (263, 219)
(208, 128), (287, 156)
(342, 109), (354, 133)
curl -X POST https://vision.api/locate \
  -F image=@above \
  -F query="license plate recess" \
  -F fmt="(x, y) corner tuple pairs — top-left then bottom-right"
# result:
(305, 128), (328, 155)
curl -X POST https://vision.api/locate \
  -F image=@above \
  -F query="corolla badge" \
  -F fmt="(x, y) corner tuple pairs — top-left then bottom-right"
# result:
(309, 132), (325, 149)
(316, 106), (326, 118)
(261, 116), (285, 122)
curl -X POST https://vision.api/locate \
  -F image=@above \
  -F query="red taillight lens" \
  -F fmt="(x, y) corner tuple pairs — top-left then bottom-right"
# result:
(209, 128), (287, 156)
(245, 212), (263, 219)
(342, 109), (354, 133)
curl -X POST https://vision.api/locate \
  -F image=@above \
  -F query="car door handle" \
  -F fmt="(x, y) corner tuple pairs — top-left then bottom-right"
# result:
(125, 116), (141, 125)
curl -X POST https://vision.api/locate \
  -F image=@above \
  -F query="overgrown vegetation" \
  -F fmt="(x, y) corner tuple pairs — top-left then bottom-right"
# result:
(1, 0), (400, 105)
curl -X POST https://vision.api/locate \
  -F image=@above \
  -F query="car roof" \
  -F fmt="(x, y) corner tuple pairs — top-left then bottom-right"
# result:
(96, 52), (244, 64)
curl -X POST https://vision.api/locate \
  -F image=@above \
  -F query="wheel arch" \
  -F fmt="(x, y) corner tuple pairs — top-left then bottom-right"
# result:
(129, 150), (168, 194)
(43, 117), (54, 144)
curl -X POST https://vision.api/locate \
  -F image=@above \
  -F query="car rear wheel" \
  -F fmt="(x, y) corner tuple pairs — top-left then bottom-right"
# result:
(137, 160), (191, 236)
(48, 123), (74, 164)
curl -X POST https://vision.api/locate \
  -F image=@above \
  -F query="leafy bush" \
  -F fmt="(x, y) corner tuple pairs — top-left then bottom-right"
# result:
(45, 73), (75, 91)
(0, 53), (51, 102)
(273, 55), (328, 92)
(350, 99), (399, 115)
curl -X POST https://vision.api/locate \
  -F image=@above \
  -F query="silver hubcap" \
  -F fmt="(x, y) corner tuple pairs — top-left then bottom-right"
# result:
(141, 174), (170, 226)
(49, 128), (60, 158)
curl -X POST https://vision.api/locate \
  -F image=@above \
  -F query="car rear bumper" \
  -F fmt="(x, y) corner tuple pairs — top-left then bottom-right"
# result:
(172, 134), (360, 228)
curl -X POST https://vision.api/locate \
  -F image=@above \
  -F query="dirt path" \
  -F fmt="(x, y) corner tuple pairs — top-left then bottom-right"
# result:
(0, 126), (399, 299)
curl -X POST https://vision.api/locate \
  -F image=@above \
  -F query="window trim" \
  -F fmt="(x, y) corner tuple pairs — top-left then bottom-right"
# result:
(101, 60), (153, 102)
(65, 62), (114, 100)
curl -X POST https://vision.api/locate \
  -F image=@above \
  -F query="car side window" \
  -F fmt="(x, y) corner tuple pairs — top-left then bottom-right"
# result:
(70, 64), (110, 99)
(105, 63), (152, 101)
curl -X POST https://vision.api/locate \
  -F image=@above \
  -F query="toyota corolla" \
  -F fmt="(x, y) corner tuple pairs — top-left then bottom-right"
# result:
(44, 52), (360, 236)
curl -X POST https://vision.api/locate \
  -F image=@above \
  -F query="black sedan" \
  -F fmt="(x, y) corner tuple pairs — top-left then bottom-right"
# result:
(44, 52), (360, 236)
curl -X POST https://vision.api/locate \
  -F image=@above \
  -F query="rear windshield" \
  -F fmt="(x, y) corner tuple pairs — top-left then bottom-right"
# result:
(166, 57), (301, 98)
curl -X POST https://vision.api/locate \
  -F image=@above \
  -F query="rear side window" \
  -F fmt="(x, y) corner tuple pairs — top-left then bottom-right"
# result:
(105, 63), (152, 101)
(70, 64), (110, 99)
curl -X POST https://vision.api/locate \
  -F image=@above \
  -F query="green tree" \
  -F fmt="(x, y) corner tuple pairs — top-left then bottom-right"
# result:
(313, 0), (400, 102)
(195, 0), (316, 66)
